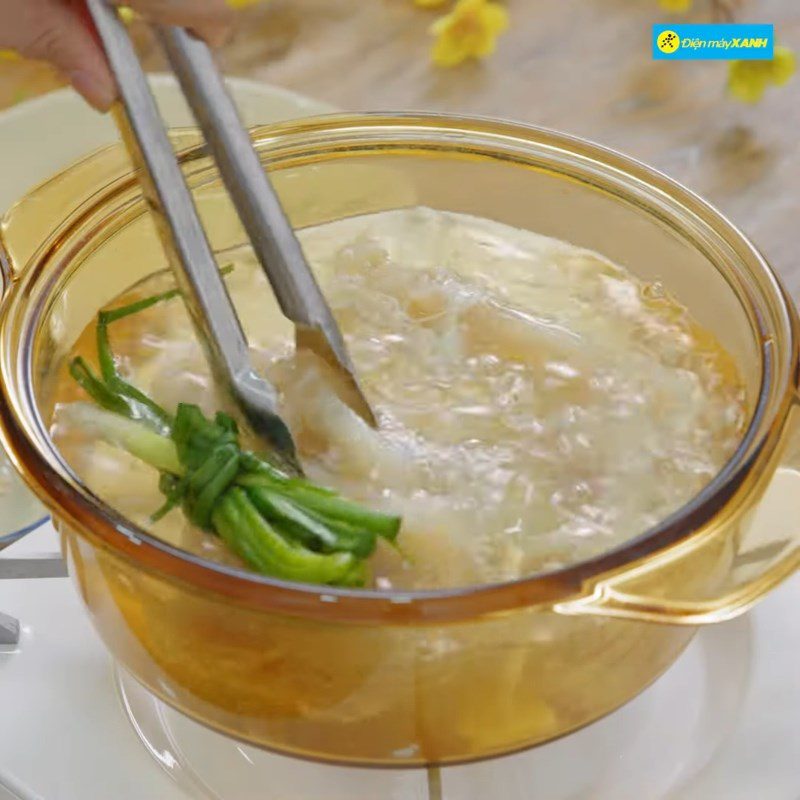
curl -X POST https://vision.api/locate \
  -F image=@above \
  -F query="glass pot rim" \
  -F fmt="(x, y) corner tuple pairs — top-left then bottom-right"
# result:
(0, 112), (796, 624)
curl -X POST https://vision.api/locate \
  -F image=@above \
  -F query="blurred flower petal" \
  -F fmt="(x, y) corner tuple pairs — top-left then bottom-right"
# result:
(769, 45), (796, 86)
(430, 0), (509, 68)
(659, 0), (692, 11)
(727, 46), (796, 103)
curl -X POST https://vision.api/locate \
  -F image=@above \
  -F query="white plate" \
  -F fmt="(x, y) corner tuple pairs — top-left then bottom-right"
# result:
(0, 79), (798, 800)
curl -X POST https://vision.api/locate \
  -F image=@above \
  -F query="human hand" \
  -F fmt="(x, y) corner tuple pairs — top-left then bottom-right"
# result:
(0, 0), (233, 111)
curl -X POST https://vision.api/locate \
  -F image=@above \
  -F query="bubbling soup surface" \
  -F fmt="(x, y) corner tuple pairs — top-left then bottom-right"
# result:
(52, 207), (747, 589)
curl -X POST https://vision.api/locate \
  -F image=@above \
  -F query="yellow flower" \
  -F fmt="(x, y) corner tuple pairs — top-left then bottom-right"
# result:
(227, 0), (263, 7)
(727, 45), (796, 103)
(0, 49), (20, 61)
(118, 6), (135, 23)
(769, 45), (796, 86)
(430, 0), (509, 67)
(659, 0), (692, 11)
(416, 0), (449, 7)
(727, 60), (770, 103)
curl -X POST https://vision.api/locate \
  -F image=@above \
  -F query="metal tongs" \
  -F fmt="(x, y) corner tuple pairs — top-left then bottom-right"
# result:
(85, 0), (375, 472)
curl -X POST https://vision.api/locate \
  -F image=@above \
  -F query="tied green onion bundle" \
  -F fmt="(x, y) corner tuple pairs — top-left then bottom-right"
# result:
(67, 282), (401, 587)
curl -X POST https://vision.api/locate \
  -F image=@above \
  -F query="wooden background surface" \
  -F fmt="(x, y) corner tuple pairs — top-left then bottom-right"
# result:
(0, 0), (798, 291)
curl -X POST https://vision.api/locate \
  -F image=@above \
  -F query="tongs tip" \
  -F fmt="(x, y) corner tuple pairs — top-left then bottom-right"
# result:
(295, 326), (378, 429)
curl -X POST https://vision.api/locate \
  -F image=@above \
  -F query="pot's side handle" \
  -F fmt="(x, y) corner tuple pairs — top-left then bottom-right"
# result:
(0, 134), (203, 646)
(0, 131), (203, 283)
(0, 142), (131, 282)
(556, 403), (800, 626)
(0, 142), (136, 564)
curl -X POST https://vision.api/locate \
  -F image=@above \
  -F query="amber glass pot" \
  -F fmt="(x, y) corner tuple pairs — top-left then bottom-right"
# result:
(0, 115), (798, 766)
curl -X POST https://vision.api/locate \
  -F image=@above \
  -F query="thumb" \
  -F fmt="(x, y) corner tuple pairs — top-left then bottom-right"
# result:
(0, 0), (115, 111)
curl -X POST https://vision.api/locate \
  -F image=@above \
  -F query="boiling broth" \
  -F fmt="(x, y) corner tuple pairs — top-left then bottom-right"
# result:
(52, 207), (746, 589)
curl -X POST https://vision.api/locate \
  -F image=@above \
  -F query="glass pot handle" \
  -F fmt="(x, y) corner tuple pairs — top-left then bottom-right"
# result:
(556, 399), (800, 625)
(0, 261), (63, 647)
(0, 143), (132, 644)
(0, 130), (204, 283)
